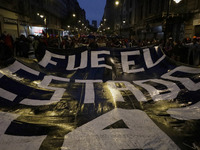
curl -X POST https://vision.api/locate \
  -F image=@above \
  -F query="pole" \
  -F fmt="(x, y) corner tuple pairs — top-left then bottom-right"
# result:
(46, 18), (47, 38)
(17, 19), (20, 37)
(119, 0), (124, 36)
(164, 0), (171, 45)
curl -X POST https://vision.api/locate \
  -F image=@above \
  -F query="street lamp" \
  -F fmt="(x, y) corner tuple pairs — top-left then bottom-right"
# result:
(174, 0), (181, 3)
(115, 0), (124, 35)
(72, 13), (76, 17)
(40, 15), (44, 18)
(164, 0), (182, 43)
(37, 13), (48, 37)
(115, 0), (119, 6)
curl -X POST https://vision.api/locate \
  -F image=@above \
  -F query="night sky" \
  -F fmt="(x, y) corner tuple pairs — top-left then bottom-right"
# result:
(77, 0), (106, 26)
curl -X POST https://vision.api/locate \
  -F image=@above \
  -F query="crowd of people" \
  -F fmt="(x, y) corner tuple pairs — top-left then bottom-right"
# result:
(0, 32), (48, 62)
(0, 31), (200, 66)
(0, 32), (14, 62)
(164, 36), (200, 65)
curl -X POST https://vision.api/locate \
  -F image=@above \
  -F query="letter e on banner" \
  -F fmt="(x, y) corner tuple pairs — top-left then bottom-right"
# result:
(121, 51), (144, 73)
(91, 51), (112, 69)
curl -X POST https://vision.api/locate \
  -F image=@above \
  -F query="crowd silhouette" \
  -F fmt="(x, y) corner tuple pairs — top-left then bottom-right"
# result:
(0, 32), (199, 67)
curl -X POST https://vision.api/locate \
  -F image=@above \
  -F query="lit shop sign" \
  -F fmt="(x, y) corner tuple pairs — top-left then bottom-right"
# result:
(29, 26), (45, 35)
(4, 17), (17, 24)
(3, 18), (27, 26)
(193, 19), (200, 26)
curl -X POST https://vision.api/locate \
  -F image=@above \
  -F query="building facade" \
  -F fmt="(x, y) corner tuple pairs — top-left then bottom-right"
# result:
(92, 20), (97, 28)
(0, 0), (86, 38)
(103, 0), (200, 41)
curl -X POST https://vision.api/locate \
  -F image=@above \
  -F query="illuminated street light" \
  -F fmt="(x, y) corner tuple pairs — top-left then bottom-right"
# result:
(115, 0), (119, 6)
(123, 20), (126, 24)
(44, 18), (46, 24)
(164, 0), (182, 43)
(104, 19), (107, 22)
(72, 13), (76, 17)
(173, 0), (181, 3)
(37, 13), (40, 16)
(67, 25), (70, 28)
(40, 15), (44, 18)
(114, 0), (124, 35)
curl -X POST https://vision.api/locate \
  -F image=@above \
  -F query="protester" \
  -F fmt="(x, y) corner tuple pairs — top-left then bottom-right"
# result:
(32, 36), (39, 52)
(15, 35), (30, 58)
(35, 37), (47, 61)
(172, 41), (183, 61)
(88, 35), (98, 49)
(164, 37), (174, 58)
(0, 31), (199, 66)
(4, 33), (14, 54)
(0, 36), (12, 62)
(188, 36), (200, 65)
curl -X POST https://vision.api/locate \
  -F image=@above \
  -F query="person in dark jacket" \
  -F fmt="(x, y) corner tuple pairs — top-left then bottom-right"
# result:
(15, 35), (30, 58)
(0, 37), (12, 62)
(189, 37), (200, 65)
(35, 37), (47, 61)
(88, 35), (98, 49)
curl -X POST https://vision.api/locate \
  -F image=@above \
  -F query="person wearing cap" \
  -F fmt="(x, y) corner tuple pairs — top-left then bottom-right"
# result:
(164, 37), (174, 58)
(188, 36), (200, 65)
(88, 35), (98, 49)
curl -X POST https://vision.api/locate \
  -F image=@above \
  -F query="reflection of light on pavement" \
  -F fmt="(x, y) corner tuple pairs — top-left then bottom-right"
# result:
(33, 80), (40, 85)
(0, 69), (23, 81)
(46, 111), (57, 116)
(107, 84), (118, 108)
(109, 58), (115, 64)
(155, 46), (159, 52)
(59, 124), (75, 131)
